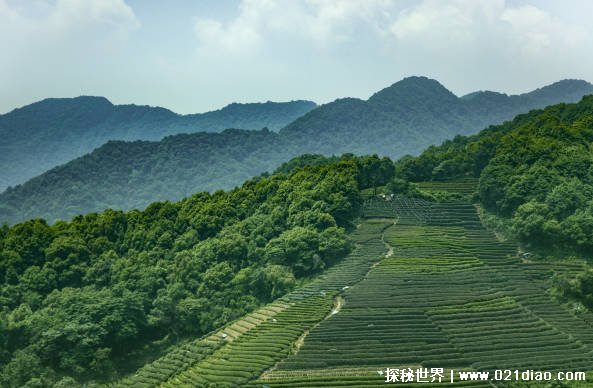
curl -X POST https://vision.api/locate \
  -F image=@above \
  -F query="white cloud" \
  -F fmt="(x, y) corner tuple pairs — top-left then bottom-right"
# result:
(376, 0), (593, 95)
(193, 0), (398, 57)
(192, 0), (588, 71)
(195, 8), (261, 55)
(391, 0), (505, 42)
(501, 5), (552, 54)
(50, 0), (138, 29)
(0, 0), (139, 32)
(500, 4), (588, 57)
(0, 0), (139, 56)
(0, 0), (139, 111)
(387, 0), (589, 55)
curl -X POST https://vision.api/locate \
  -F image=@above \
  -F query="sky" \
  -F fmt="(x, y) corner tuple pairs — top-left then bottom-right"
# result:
(1, 0), (592, 114)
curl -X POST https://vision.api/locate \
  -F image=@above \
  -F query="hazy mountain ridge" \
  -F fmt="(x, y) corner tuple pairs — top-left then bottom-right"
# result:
(280, 77), (593, 156)
(0, 128), (290, 222)
(1, 76), (592, 224)
(0, 97), (316, 191)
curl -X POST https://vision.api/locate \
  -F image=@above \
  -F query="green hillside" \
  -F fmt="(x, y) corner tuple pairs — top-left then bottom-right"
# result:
(396, 95), (593, 256)
(3, 86), (593, 388)
(117, 218), (389, 387)
(4, 93), (593, 386)
(0, 97), (316, 191)
(112, 197), (593, 387)
(102, 94), (593, 388)
(2, 78), (592, 225)
(0, 156), (394, 387)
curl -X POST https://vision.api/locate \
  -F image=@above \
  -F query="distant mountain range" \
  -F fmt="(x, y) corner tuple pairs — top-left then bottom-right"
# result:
(279, 77), (593, 156)
(1, 76), (592, 224)
(0, 98), (316, 190)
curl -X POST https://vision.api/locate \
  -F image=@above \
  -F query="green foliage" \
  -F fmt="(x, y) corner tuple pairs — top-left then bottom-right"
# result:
(355, 155), (395, 189)
(553, 268), (593, 310)
(264, 226), (351, 276)
(396, 95), (593, 254)
(122, 218), (390, 387)
(3, 78), (591, 225)
(260, 201), (593, 386)
(273, 154), (341, 174)
(386, 178), (412, 194)
(0, 157), (379, 386)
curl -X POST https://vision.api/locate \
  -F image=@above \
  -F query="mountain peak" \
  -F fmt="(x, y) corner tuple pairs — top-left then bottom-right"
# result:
(545, 78), (592, 88)
(8, 95), (113, 116)
(523, 78), (593, 97)
(517, 79), (593, 107)
(39, 95), (113, 108)
(368, 76), (457, 107)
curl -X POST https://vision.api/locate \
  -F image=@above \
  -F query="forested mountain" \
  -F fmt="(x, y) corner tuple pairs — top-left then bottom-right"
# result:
(280, 77), (593, 157)
(396, 95), (593, 255)
(0, 155), (394, 387)
(0, 129), (290, 223)
(3, 90), (593, 388)
(0, 97), (316, 191)
(1, 77), (592, 225)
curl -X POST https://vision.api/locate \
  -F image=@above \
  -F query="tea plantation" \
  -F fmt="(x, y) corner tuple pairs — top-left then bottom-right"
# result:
(117, 195), (593, 387)
(414, 178), (479, 197)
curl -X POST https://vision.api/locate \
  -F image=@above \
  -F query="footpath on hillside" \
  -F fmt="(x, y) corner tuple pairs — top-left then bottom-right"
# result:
(117, 196), (593, 387)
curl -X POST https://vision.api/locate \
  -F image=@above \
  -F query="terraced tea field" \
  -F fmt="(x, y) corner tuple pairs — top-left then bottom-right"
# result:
(118, 198), (593, 387)
(115, 219), (392, 387)
(414, 178), (479, 197)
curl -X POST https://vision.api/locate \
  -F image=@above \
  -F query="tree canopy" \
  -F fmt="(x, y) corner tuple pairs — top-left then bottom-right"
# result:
(396, 95), (593, 254)
(0, 155), (394, 387)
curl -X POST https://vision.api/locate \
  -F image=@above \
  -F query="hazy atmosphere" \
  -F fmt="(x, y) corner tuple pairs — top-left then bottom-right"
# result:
(4, 1), (593, 387)
(1, 0), (592, 114)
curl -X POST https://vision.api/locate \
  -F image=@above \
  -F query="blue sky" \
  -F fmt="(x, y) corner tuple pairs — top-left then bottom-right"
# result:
(1, 0), (592, 114)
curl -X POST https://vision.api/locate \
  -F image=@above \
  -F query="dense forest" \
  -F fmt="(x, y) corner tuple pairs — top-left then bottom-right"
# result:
(396, 95), (593, 255)
(0, 97), (316, 191)
(0, 155), (395, 387)
(0, 129), (291, 223)
(2, 77), (592, 225)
